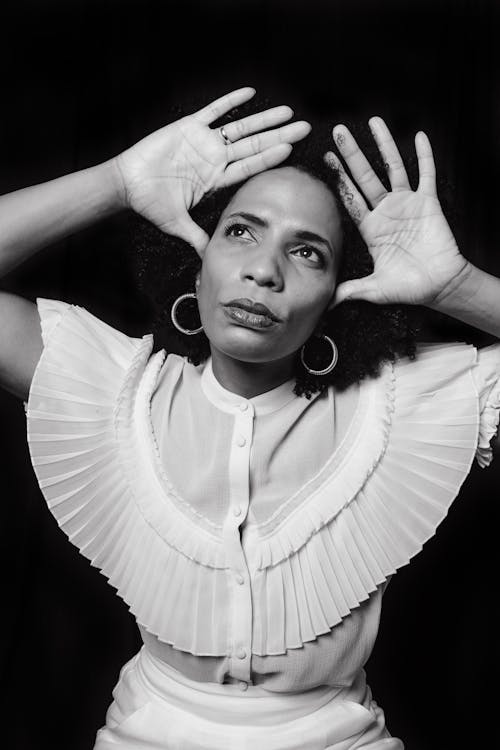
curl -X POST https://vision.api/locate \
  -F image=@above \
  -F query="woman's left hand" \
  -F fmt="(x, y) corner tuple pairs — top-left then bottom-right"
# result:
(326, 118), (468, 307)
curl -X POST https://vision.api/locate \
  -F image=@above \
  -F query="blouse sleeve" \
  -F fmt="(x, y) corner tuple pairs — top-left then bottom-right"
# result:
(25, 297), (157, 585)
(472, 343), (500, 468)
(22, 298), (71, 413)
(37, 297), (72, 344)
(25, 299), (231, 655)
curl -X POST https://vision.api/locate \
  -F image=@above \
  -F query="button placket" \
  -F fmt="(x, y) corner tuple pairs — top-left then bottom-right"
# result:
(223, 402), (254, 682)
(229, 405), (253, 525)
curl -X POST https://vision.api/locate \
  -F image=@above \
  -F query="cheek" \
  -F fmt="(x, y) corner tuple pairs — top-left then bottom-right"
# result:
(287, 277), (336, 330)
(196, 273), (215, 327)
(288, 300), (327, 342)
(196, 246), (230, 322)
(200, 238), (234, 283)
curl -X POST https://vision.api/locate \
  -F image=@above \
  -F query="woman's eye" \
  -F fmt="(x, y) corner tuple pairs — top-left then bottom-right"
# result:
(292, 246), (324, 266)
(224, 223), (252, 240)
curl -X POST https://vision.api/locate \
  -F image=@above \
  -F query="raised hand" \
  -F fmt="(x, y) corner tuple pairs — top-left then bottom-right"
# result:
(113, 87), (310, 254)
(326, 118), (467, 307)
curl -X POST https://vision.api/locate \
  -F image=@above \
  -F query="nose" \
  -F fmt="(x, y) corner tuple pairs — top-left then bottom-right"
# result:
(240, 243), (284, 291)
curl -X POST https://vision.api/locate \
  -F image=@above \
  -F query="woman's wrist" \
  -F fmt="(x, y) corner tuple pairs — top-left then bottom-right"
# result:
(427, 259), (478, 313)
(428, 260), (500, 338)
(98, 157), (129, 213)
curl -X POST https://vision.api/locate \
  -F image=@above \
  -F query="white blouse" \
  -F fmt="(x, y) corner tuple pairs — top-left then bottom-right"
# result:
(25, 298), (500, 694)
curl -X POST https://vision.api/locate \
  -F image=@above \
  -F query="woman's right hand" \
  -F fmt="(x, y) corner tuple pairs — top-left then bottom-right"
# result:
(112, 87), (310, 255)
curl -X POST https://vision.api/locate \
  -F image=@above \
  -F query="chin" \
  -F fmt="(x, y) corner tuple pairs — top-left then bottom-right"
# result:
(214, 330), (290, 365)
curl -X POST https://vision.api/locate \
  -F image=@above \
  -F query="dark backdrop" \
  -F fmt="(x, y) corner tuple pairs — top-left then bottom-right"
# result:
(0, 1), (499, 748)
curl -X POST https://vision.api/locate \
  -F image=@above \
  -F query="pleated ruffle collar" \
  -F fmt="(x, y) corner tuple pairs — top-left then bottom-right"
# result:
(27, 300), (493, 656)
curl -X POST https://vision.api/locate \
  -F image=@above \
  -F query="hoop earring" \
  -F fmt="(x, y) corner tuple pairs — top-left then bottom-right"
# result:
(170, 293), (203, 335)
(300, 334), (338, 376)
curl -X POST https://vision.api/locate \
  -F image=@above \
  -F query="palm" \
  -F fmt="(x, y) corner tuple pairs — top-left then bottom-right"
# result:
(114, 88), (310, 254)
(118, 118), (230, 230)
(358, 190), (461, 304)
(328, 119), (466, 307)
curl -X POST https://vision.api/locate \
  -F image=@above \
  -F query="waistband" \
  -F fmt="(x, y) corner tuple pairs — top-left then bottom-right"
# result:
(135, 646), (368, 725)
(95, 648), (403, 749)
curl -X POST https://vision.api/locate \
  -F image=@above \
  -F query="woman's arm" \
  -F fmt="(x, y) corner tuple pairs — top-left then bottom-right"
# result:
(0, 160), (123, 400)
(428, 262), (500, 339)
(0, 162), (123, 277)
(326, 118), (500, 338)
(0, 87), (310, 276)
(0, 87), (311, 401)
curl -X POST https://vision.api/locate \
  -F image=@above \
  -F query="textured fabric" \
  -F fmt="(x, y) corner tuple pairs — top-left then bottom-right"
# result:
(151, 356), (348, 529)
(25, 298), (500, 741)
(93, 646), (402, 750)
(472, 343), (500, 466)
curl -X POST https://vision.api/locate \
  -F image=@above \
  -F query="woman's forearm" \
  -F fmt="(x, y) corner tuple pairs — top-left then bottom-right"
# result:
(429, 261), (500, 338)
(0, 158), (124, 278)
(0, 91), (309, 275)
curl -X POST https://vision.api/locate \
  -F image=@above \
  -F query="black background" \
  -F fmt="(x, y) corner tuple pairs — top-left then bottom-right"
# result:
(0, 1), (499, 748)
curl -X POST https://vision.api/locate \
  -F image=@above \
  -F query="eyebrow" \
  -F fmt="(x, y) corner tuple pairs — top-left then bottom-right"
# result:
(225, 211), (334, 254)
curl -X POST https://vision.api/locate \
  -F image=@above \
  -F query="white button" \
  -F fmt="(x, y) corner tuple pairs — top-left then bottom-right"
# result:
(235, 573), (244, 585)
(239, 402), (248, 412)
(236, 647), (247, 660)
(235, 435), (246, 447)
(239, 681), (248, 691)
(233, 506), (242, 517)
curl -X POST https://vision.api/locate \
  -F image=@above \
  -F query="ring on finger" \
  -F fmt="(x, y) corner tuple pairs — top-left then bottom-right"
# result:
(219, 126), (232, 145)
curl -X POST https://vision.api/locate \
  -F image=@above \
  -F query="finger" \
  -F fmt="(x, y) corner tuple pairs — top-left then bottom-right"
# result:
(355, 740), (404, 750)
(194, 87), (256, 125)
(223, 105), (294, 142)
(368, 117), (411, 191)
(227, 121), (311, 162)
(220, 143), (293, 187)
(332, 276), (382, 307)
(171, 215), (209, 257)
(324, 151), (369, 226)
(332, 124), (387, 207)
(415, 131), (437, 196)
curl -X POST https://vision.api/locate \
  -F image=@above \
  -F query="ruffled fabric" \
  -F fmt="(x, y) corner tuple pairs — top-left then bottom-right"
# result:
(26, 301), (497, 657)
(476, 387), (500, 467)
(250, 343), (481, 654)
(27, 300), (229, 656)
(473, 344), (500, 468)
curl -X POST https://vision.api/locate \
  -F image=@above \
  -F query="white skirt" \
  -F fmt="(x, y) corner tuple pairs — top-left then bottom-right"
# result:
(94, 647), (404, 750)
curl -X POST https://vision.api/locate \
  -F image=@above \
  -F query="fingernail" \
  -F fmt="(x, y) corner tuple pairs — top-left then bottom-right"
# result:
(334, 131), (346, 147)
(323, 152), (337, 168)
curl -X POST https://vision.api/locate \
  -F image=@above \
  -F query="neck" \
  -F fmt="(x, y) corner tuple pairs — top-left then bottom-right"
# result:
(210, 348), (296, 398)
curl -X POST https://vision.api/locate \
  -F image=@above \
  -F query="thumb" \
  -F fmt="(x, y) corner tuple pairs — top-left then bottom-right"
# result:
(172, 214), (210, 257)
(331, 275), (382, 307)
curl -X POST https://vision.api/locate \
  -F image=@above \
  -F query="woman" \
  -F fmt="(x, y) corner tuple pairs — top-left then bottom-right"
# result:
(1, 87), (499, 749)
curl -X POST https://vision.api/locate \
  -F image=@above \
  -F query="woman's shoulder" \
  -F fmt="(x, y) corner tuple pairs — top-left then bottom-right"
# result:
(380, 339), (499, 405)
(35, 296), (153, 359)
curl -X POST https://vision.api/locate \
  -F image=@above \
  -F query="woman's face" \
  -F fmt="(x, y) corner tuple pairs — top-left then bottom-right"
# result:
(197, 166), (343, 367)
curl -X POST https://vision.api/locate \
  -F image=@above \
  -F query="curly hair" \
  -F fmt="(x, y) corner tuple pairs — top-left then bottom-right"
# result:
(128, 117), (419, 398)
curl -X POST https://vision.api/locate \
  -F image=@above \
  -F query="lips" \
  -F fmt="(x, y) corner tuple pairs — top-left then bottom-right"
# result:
(223, 298), (280, 322)
(222, 298), (281, 330)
